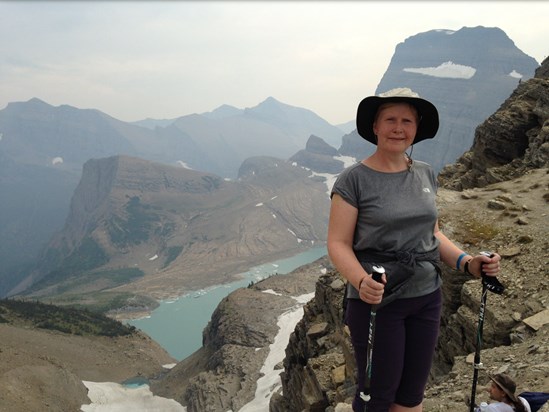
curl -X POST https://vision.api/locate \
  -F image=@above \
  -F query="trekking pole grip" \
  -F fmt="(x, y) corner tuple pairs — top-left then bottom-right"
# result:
(480, 251), (504, 295)
(371, 265), (384, 283)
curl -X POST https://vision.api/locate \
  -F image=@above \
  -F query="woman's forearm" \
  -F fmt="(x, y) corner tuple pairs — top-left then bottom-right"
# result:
(327, 241), (369, 290)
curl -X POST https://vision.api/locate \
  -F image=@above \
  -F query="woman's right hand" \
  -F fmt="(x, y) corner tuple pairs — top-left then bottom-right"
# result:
(358, 273), (386, 304)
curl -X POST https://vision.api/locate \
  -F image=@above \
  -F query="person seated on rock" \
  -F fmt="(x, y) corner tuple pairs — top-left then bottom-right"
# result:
(481, 373), (530, 412)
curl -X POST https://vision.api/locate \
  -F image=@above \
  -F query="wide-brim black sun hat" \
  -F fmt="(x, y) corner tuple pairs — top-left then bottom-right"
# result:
(356, 88), (439, 145)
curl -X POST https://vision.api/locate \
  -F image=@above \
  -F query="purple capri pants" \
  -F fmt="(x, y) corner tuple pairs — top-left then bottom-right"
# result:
(346, 288), (442, 412)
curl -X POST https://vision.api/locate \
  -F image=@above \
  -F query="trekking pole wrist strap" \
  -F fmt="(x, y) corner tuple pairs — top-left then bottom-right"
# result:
(464, 260), (475, 277)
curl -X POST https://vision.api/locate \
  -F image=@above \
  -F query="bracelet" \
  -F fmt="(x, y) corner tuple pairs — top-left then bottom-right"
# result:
(456, 252), (468, 270)
(464, 260), (474, 276)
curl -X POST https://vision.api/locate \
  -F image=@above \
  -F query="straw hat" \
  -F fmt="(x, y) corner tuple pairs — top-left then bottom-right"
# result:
(356, 87), (439, 145)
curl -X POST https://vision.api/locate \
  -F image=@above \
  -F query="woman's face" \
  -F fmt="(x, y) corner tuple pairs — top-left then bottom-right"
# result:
(487, 381), (506, 402)
(372, 102), (418, 153)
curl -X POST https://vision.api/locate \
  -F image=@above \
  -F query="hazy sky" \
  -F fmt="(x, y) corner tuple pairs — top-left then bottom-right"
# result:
(1, 1), (547, 125)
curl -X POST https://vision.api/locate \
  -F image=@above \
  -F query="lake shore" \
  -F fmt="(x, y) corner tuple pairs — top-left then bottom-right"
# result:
(126, 246), (328, 360)
(110, 245), (327, 322)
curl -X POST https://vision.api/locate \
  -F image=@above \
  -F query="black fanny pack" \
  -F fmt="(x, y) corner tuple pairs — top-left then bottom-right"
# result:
(346, 248), (441, 310)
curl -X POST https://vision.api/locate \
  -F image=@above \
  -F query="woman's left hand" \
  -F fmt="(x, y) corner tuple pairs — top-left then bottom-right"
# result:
(467, 253), (501, 278)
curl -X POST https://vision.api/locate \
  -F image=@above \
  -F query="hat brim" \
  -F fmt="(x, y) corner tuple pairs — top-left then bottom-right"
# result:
(356, 95), (439, 145)
(490, 376), (518, 403)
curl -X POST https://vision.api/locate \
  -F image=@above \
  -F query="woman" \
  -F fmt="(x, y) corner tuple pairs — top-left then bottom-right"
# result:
(327, 88), (501, 412)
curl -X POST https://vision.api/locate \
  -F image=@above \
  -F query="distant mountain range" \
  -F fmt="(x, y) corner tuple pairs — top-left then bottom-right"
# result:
(0, 25), (540, 301)
(0, 97), (343, 296)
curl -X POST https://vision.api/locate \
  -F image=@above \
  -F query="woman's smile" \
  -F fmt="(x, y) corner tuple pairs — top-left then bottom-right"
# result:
(373, 103), (419, 152)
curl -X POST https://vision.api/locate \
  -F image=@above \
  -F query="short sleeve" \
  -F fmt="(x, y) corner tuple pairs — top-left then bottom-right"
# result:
(330, 164), (360, 208)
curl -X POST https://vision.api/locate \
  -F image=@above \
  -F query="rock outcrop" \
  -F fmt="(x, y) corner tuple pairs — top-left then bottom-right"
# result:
(439, 56), (549, 189)
(289, 135), (344, 174)
(270, 272), (352, 411)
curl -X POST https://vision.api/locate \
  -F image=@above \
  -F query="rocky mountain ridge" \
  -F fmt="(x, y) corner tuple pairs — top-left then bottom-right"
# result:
(16, 154), (330, 312)
(439, 68), (549, 190)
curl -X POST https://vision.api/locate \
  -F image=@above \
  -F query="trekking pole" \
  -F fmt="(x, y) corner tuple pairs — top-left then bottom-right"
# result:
(469, 252), (505, 412)
(360, 265), (385, 412)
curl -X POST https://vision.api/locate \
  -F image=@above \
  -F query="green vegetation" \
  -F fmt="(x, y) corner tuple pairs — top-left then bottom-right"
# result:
(108, 196), (160, 246)
(163, 246), (183, 268)
(83, 267), (145, 285)
(62, 237), (109, 272)
(459, 217), (500, 245)
(201, 175), (222, 190)
(48, 291), (158, 315)
(27, 255), (140, 296)
(0, 298), (136, 336)
(26, 237), (109, 292)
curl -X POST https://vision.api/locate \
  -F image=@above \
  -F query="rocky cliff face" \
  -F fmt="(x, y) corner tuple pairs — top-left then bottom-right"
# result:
(289, 135), (344, 174)
(439, 56), (549, 189)
(19, 155), (330, 308)
(270, 271), (352, 411)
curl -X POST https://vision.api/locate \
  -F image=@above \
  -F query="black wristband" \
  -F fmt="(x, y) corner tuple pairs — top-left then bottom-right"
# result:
(464, 260), (474, 276)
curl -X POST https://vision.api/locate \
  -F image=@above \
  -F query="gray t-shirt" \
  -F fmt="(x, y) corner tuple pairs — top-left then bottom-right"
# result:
(331, 160), (441, 299)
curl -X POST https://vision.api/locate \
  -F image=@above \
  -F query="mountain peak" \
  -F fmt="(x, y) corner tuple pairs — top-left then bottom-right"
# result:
(252, 96), (291, 111)
(27, 97), (49, 105)
(5, 97), (52, 111)
(202, 104), (243, 120)
(262, 96), (280, 104)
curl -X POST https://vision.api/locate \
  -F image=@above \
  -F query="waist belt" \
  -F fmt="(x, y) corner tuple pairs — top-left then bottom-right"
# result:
(354, 248), (441, 269)
(350, 248), (441, 309)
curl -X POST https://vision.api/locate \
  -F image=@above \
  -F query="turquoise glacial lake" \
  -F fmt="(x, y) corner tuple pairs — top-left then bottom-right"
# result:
(127, 246), (327, 360)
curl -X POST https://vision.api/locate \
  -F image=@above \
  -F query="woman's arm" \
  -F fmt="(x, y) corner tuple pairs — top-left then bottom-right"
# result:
(327, 194), (384, 304)
(434, 221), (501, 277)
